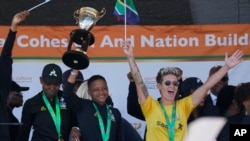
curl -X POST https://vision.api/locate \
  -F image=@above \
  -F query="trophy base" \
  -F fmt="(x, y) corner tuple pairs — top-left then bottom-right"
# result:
(62, 50), (89, 70)
(70, 29), (95, 46)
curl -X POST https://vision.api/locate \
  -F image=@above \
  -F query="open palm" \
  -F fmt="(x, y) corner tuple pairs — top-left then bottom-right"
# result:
(225, 49), (244, 69)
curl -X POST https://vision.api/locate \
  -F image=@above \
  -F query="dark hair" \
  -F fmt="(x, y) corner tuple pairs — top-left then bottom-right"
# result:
(209, 65), (228, 79)
(106, 96), (114, 107)
(216, 85), (236, 115)
(180, 77), (203, 98)
(209, 65), (222, 76)
(87, 75), (107, 89)
(234, 82), (250, 111)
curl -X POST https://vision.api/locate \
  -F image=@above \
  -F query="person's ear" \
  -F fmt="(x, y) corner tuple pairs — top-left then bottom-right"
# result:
(39, 77), (43, 84)
(157, 83), (161, 89)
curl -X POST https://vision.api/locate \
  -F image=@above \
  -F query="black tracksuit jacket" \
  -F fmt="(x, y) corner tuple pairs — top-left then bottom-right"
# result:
(0, 30), (16, 141)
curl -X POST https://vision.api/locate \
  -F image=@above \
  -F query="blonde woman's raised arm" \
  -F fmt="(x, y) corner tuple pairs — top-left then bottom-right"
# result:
(192, 49), (244, 107)
(123, 41), (148, 104)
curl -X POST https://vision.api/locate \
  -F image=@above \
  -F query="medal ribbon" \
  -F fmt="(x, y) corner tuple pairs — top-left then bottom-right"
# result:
(92, 102), (112, 141)
(42, 92), (62, 138)
(160, 101), (176, 141)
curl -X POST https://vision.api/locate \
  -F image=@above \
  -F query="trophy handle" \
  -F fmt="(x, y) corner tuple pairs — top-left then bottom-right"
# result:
(73, 10), (80, 24)
(96, 8), (106, 22)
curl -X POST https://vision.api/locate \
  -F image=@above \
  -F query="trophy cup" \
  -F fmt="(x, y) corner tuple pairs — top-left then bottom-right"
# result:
(62, 7), (106, 69)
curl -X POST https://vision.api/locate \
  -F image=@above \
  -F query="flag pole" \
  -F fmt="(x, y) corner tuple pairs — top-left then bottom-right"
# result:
(124, 0), (127, 41)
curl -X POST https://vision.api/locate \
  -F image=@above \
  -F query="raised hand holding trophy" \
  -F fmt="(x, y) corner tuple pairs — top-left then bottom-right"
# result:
(62, 7), (106, 69)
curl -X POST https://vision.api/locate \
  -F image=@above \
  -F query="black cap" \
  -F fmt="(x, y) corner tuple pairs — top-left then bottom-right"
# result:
(11, 81), (29, 92)
(42, 63), (62, 84)
(181, 77), (203, 97)
(62, 69), (84, 84)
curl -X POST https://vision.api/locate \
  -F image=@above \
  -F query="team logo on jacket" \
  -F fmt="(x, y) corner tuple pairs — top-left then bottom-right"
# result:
(110, 109), (116, 122)
(40, 106), (47, 111)
(59, 97), (67, 109)
(111, 113), (115, 122)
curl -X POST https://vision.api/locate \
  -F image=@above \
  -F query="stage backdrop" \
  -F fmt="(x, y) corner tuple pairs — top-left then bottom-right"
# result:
(1, 25), (250, 138)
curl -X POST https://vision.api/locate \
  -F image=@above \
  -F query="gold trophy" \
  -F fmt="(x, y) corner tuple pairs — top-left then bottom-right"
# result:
(62, 7), (106, 69)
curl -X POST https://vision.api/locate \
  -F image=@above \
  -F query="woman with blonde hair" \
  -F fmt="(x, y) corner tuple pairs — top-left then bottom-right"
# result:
(122, 41), (243, 141)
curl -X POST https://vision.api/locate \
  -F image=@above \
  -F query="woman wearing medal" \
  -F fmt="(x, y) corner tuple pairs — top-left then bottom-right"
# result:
(63, 71), (123, 141)
(17, 63), (76, 141)
(122, 41), (244, 141)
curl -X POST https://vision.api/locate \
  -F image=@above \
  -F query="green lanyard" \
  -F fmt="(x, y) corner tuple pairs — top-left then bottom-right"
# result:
(160, 100), (176, 141)
(92, 102), (112, 141)
(42, 92), (62, 138)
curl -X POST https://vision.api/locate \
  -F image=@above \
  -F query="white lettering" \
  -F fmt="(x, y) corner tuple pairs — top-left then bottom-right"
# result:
(61, 39), (68, 48)
(16, 35), (69, 48)
(239, 34), (249, 45)
(100, 35), (114, 47)
(30, 38), (40, 47)
(51, 38), (61, 48)
(141, 35), (199, 47)
(205, 33), (249, 46)
(234, 129), (247, 136)
(141, 35), (154, 47)
(18, 35), (29, 47)
(40, 35), (50, 47)
(100, 35), (135, 48)
(205, 34), (216, 46)
(155, 38), (165, 47)
(178, 37), (189, 47)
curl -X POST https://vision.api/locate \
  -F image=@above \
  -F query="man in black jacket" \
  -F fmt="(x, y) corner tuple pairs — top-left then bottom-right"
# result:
(7, 81), (29, 141)
(17, 63), (76, 141)
(0, 10), (29, 141)
(201, 65), (229, 117)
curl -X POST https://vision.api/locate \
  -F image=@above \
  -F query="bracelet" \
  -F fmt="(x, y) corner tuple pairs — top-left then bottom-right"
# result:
(71, 71), (78, 76)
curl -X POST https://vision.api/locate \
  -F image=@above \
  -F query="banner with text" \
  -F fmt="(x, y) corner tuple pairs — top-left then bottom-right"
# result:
(0, 24), (249, 60)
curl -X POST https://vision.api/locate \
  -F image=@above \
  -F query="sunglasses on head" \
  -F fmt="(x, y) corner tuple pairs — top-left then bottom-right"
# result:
(164, 80), (179, 87)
